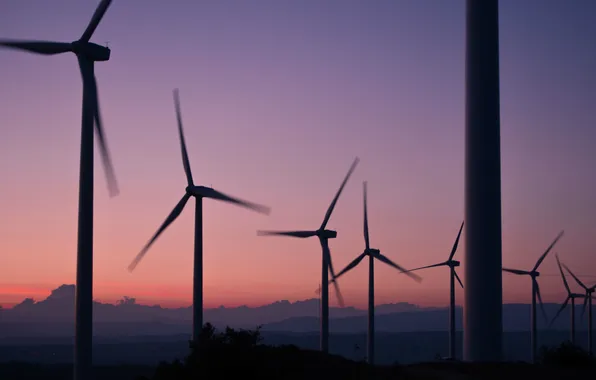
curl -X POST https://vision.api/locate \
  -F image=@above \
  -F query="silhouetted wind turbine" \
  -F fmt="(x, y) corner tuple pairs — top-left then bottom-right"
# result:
(403, 221), (464, 360)
(561, 263), (595, 355)
(257, 157), (359, 353)
(128, 89), (271, 344)
(329, 181), (421, 365)
(502, 230), (564, 363)
(550, 254), (585, 344)
(0, 2), (118, 379)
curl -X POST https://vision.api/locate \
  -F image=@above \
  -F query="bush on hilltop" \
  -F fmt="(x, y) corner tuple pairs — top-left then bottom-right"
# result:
(143, 323), (404, 380)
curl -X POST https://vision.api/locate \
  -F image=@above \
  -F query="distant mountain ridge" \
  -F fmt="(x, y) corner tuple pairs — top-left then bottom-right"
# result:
(0, 284), (421, 325)
(0, 284), (592, 338)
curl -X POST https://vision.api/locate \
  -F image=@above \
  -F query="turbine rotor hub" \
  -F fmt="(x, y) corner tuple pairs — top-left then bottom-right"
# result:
(71, 40), (81, 52)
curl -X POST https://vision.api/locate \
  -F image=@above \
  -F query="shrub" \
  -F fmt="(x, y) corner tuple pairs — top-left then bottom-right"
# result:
(537, 341), (596, 368)
(149, 323), (390, 379)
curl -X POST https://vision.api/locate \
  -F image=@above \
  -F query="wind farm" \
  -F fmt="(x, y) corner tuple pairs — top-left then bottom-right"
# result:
(1, 0), (596, 379)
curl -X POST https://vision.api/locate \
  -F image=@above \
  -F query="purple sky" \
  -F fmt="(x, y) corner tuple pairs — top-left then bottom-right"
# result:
(0, 0), (595, 308)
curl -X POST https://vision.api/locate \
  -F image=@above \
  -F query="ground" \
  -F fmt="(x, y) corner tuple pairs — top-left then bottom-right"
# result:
(0, 360), (595, 380)
(0, 326), (593, 379)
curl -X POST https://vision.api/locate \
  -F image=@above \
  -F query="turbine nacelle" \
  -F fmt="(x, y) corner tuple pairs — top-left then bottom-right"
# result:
(317, 229), (337, 239)
(447, 260), (460, 267)
(71, 40), (110, 61)
(366, 248), (380, 256)
(186, 185), (210, 197)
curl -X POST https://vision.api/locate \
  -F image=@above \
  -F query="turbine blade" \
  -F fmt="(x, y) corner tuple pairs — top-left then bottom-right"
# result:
(403, 262), (447, 273)
(257, 230), (317, 238)
(128, 194), (191, 272)
(0, 40), (72, 55)
(322, 239), (344, 307)
(173, 89), (194, 186)
(555, 254), (571, 294)
(363, 181), (370, 250)
(532, 230), (564, 272)
(581, 295), (589, 320)
(549, 296), (570, 328)
(534, 279), (548, 323)
(502, 268), (530, 276)
(80, 0), (113, 42)
(91, 71), (119, 197)
(561, 263), (587, 290)
(331, 252), (367, 283)
(320, 157), (359, 230)
(314, 284), (321, 295)
(376, 253), (422, 283)
(202, 188), (270, 215)
(448, 221), (464, 261)
(454, 270), (464, 288)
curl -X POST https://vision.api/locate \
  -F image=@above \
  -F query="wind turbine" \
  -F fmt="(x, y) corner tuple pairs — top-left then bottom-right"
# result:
(328, 181), (422, 365)
(257, 157), (359, 353)
(561, 263), (595, 355)
(0, 2), (118, 379)
(403, 221), (465, 361)
(128, 89), (271, 343)
(501, 230), (564, 363)
(550, 254), (585, 344)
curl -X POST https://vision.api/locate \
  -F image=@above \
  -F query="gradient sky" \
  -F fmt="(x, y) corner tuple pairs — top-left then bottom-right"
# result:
(0, 0), (595, 309)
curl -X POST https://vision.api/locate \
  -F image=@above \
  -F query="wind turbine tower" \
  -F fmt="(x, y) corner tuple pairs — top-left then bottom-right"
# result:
(464, 0), (503, 362)
(0, 2), (119, 379)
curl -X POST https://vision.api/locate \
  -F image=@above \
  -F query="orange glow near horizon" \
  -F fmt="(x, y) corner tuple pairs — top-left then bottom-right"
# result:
(0, 276), (578, 311)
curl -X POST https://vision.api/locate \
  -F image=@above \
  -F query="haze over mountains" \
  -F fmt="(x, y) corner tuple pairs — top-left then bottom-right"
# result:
(0, 284), (593, 339)
(0, 284), (595, 365)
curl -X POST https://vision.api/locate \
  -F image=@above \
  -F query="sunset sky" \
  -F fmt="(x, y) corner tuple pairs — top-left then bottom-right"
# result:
(0, 0), (595, 310)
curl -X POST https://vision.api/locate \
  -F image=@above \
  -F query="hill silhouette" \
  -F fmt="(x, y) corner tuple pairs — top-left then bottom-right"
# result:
(0, 284), (427, 336)
(0, 284), (593, 339)
(0, 285), (595, 365)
